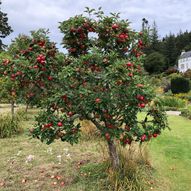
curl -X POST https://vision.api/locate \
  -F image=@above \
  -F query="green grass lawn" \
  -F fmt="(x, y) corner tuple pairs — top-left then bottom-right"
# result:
(149, 116), (191, 191)
(0, 108), (191, 191)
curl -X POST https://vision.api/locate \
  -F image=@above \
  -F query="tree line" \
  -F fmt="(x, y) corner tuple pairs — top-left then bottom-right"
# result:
(144, 21), (191, 74)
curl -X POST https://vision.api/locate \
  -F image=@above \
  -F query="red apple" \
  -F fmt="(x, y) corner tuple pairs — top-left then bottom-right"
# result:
(141, 134), (146, 142)
(69, 48), (77, 53)
(60, 181), (65, 186)
(126, 62), (133, 67)
(136, 84), (144, 88)
(88, 27), (94, 32)
(128, 73), (133, 77)
(106, 123), (113, 129)
(123, 138), (132, 145)
(138, 40), (143, 46)
(112, 23), (119, 30)
(138, 103), (145, 108)
(136, 95), (145, 101)
(57, 122), (63, 127)
(16, 71), (22, 76)
(67, 111), (73, 117)
(70, 27), (76, 33)
(105, 133), (110, 141)
(95, 98), (101, 103)
(48, 76), (53, 81)
(125, 125), (130, 131)
(83, 22), (89, 28)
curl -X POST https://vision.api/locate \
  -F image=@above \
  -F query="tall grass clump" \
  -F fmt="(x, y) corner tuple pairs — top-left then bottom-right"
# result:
(102, 143), (153, 191)
(0, 113), (23, 138)
(78, 142), (154, 191)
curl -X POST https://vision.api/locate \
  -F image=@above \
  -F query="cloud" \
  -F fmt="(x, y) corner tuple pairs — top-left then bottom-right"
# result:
(1, 0), (191, 50)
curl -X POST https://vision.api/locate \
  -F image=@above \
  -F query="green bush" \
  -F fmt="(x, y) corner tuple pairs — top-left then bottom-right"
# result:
(158, 96), (187, 109)
(0, 113), (23, 138)
(171, 77), (190, 94)
(180, 109), (191, 120)
(174, 93), (191, 102)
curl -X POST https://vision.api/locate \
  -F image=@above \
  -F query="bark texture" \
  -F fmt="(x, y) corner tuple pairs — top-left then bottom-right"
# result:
(108, 140), (120, 169)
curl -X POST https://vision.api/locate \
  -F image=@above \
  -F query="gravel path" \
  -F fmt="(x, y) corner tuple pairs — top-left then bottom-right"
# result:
(166, 111), (181, 116)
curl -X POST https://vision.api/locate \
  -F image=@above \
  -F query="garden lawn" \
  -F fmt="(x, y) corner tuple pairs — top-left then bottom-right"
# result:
(0, 109), (191, 191)
(149, 115), (191, 191)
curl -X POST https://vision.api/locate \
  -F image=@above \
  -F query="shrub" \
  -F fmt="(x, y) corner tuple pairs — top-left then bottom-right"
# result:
(171, 77), (190, 94)
(163, 83), (171, 93)
(158, 96), (187, 109)
(174, 93), (191, 102)
(164, 67), (178, 75)
(180, 109), (191, 120)
(0, 113), (23, 138)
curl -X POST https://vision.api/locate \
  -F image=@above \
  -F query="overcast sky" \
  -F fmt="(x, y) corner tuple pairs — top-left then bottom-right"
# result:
(1, 0), (191, 50)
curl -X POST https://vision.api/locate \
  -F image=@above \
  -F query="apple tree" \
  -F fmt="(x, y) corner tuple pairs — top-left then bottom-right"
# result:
(0, 52), (19, 117)
(0, 29), (64, 111)
(31, 9), (168, 169)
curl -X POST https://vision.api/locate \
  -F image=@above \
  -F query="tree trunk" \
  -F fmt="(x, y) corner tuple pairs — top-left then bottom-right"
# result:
(108, 140), (120, 169)
(87, 115), (120, 169)
(11, 100), (15, 119)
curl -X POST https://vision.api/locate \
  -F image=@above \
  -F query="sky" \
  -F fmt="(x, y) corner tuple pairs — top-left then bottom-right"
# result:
(1, 0), (191, 50)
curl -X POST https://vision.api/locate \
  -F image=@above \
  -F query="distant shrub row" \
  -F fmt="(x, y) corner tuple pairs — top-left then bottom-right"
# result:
(157, 96), (187, 109)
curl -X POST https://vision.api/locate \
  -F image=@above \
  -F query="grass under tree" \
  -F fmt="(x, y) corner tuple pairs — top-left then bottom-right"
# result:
(0, 107), (190, 191)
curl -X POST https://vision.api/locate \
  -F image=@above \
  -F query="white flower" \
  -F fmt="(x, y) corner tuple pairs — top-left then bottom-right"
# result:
(25, 155), (35, 163)
(63, 148), (71, 159)
(57, 155), (62, 164)
(63, 148), (69, 153)
(17, 151), (22, 156)
(66, 153), (71, 159)
(47, 147), (53, 155)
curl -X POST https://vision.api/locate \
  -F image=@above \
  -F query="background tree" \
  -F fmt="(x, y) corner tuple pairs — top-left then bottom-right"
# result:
(0, 77), (18, 117)
(144, 21), (161, 54)
(0, 29), (64, 112)
(175, 30), (190, 54)
(162, 34), (177, 68)
(143, 24), (191, 73)
(144, 52), (166, 74)
(0, 51), (17, 117)
(0, 1), (13, 50)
